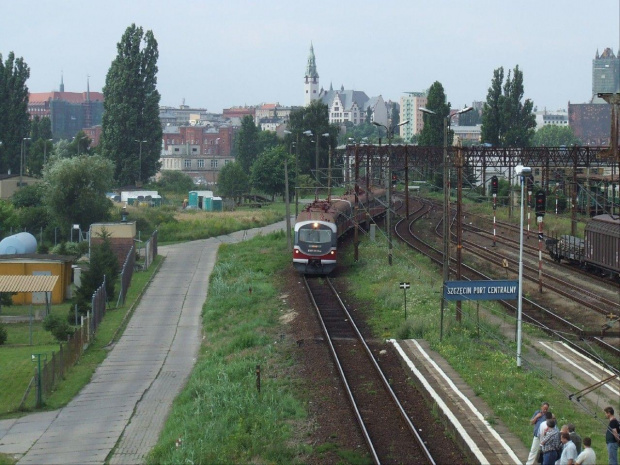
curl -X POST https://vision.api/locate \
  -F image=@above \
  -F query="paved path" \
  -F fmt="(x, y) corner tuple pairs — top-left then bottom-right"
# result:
(0, 221), (287, 464)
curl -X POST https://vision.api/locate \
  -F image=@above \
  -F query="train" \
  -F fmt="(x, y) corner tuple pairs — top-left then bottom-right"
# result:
(545, 214), (620, 280)
(293, 186), (387, 274)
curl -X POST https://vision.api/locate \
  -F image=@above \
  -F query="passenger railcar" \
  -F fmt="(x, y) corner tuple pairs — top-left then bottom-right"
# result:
(293, 187), (386, 274)
(546, 214), (620, 279)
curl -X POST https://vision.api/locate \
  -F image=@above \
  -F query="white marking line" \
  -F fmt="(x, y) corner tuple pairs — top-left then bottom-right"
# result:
(397, 339), (522, 464)
(539, 341), (620, 397)
(389, 340), (489, 465)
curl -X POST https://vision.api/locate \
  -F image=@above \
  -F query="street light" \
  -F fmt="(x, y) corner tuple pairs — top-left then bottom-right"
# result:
(283, 130), (295, 250)
(321, 133), (331, 199)
(372, 120), (410, 265)
(43, 139), (53, 165)
(515, 164), (531, 367)
(294, 130), (313, 215)
(420, 106), (472, 326)
(134, 139), (147, 185)
(20, 137), (31, 187)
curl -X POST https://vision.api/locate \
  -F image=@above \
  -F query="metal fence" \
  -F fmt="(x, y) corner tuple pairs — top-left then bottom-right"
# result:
(90, 277), (107, 335)
(116, 245), (135, 307)
(142, 230), (158, 270)
(20, 314), (91, 409)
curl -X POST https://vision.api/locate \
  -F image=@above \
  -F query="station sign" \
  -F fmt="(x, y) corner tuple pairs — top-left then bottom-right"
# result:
(443, 280), (519, 301)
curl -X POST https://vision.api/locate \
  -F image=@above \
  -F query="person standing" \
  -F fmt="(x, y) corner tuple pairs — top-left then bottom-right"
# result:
(558, 431), (578, 465)
(526, 402), (550, 465)
(567, 423), (582, 454)
(540, 418), (561, 465)
(605, 407), (620, 465)
(575, 437), (596, 465)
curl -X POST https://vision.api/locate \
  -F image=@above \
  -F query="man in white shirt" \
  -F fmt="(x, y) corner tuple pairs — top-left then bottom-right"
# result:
(558, 432), (578, 465)
(575, 436), (596, 465)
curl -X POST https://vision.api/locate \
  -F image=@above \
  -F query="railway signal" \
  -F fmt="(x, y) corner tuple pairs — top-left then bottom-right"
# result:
(534, 191), (546, 293)
(491, 176), (499, 196)
(535, 192), (546, 218)
(400, 282), (410, 320)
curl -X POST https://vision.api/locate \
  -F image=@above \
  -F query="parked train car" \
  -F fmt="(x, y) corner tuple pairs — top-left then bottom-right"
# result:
(293, 187), (386, 274)
(546, 214), (620, 279)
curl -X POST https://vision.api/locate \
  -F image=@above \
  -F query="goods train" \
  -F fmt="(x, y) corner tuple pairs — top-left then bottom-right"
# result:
(293, 187), (387, 274)
(545, 214), (620, 279)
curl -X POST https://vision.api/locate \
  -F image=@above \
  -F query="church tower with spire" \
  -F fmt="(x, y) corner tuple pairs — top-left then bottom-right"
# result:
(304, 43), (319, 106)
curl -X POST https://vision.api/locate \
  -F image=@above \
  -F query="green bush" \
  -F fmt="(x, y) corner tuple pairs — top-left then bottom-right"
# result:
(0, 323), (7, 345)
(43, 313), (74, 342)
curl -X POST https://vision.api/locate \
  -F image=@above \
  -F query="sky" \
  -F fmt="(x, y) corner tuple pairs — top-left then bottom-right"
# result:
(2, 0), (619, 114)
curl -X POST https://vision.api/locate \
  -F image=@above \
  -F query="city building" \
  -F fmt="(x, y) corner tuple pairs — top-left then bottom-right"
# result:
(28, 76), (104, 140)
(534, 109), (569, 130)
(304, 44), (387, 127)
(568, 103), (612, 145)
(160, 125), (235, 186)
(592, 47), (620, 103)
(399, 92), (427, 140)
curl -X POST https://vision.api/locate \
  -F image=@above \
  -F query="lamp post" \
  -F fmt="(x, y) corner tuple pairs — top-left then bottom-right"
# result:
(294, 130), (313, 215)
(73, 134), (84, 156)
(283, 130), (296, 250)
(322, 133), (331, 199)
(420, 106), (472, 325)
(43, 139), (53, 165)
(135, 139), (147, 186)
(515, 164), (531, 367)
(372, 120), (410, 265)
(20, 137), (31, 187)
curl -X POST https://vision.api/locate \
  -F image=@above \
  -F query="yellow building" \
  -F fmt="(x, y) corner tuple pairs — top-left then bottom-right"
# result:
(0, 255), (74, 305)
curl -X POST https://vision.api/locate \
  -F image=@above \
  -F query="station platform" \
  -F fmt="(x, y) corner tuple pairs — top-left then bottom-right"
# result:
(390, 339), (528, 465)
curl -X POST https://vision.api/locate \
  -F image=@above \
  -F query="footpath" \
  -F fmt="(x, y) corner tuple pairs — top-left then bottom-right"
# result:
(0, 220), (287, 464)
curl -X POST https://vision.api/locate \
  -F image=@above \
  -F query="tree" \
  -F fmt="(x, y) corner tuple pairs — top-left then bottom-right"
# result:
(250, 146), (290, 201)
(43, 155), (114, 239)
(234, 115), (259, 172)
(418, 81), (451, 147)
(101, 24), (162, 186)
(481, 66), (536, 147)
(73, 229), (119, 315)
(155, 170), (195, 194)
(501, 66), (536, 146)
(0, 200), (18, 238)
(286, 100), (333, 179)
(532, 125), (581, 147)
(481, 68), (504, 146)
(217, 162), (249, 202)
(0, 52), (30, 175)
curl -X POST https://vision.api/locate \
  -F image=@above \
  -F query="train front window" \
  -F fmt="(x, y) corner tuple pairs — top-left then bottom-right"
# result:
(300, 229), (331, 244)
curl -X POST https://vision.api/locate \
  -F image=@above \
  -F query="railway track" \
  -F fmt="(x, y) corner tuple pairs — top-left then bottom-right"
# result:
(393, 196), (620, 360)
(303, 275), (436, 465)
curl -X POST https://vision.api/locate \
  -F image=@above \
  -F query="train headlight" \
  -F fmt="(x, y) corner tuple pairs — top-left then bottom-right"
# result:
(330, 251), (335, 255)
(313, 222), (318, 228)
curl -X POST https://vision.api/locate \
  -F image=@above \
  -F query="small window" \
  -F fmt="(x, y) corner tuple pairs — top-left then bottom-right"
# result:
(184, 159), (191, 168)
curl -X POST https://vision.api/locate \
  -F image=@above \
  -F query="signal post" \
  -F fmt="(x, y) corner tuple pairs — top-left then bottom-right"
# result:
(535, 191), (546, 292)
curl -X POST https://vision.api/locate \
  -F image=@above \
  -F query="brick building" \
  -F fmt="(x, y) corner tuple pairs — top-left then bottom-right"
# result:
(28, 76), (104, 140)
(160, 125), (236, 186)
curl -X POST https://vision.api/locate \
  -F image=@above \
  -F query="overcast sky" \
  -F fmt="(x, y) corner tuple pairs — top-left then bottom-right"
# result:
(2, 0), (618, 114)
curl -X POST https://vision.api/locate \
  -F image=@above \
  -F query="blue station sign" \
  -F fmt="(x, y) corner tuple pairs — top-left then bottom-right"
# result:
(443, 280), (519, 301)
